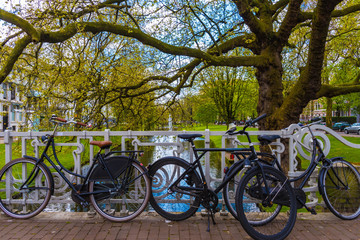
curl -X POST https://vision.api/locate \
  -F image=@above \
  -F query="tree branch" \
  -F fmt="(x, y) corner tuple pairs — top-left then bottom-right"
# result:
(270, 0), (290, 13)
(317, 84), (360, 98)
(299, 3), (360, 21)
(0, 9), (40, 42)
(0, 35), (32, 83)
(39, 22), (268, 67)
(276, 0), (303, 46)
(231, 0), (264, 39)
(40, 2), (129, 21)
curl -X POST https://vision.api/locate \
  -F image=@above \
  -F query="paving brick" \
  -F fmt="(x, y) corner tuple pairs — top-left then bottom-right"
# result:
(0, 212), (358, 239)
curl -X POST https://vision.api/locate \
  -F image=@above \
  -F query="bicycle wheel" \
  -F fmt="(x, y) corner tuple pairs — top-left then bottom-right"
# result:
(149, 157), (202, 221)
(223, 155), (281, 222)
(236, 165), (297, 240)
(0, 158), (52, 219)
(320, 158), (360, 220)
(89, 161), (151, 222)
(222, 161), (246, 219)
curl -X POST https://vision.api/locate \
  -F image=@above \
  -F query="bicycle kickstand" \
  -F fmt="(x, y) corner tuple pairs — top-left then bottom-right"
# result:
(206, 209), (216, 232)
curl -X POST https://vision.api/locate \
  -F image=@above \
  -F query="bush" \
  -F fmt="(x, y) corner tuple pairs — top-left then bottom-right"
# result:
(332, 116), (357, 124)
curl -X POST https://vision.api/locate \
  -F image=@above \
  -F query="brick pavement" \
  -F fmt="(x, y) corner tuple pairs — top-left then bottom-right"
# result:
(0, 212), (358, 240)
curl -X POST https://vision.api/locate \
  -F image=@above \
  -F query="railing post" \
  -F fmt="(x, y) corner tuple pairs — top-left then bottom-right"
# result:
(104, 129), (110, 154)
(4, 130), (12, 164)
(204, 129), (211, 185)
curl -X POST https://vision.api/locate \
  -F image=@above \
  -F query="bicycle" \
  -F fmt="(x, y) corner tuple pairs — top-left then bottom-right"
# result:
(148, 114), (297, 240)
(0, 116), (151, 222)
(232, 118), (360, 240)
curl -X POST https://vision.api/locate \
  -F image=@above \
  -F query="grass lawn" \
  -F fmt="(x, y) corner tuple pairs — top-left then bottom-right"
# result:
(328, 134), (360, 164)
(183, 124), (259, 147)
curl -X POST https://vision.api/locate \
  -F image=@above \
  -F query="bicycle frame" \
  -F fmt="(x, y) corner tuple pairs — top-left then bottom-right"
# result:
(288, 124), (332, 187)
(170, 129), (273, 197)
(19, 128), (141, 203)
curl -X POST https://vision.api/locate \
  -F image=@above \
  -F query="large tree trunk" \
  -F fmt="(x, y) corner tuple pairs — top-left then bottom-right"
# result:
(255, 0), (343, 174)
(326, 98), (333, 127)
(256, 48), (286, 129)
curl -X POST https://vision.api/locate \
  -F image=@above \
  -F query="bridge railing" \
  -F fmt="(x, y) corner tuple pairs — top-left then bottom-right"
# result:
(0, 125), (359, 211)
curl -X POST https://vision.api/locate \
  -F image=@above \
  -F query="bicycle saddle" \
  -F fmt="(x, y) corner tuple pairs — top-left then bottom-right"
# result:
(257, 135), (281, 145)
(178, 134), (203, 141)
(90, 141), (113, 149)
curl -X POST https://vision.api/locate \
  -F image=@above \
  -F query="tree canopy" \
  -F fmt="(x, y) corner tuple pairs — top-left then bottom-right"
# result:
(1, 0), (360, 130)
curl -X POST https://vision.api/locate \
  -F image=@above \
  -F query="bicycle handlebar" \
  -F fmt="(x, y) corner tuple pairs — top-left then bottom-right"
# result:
(50, 116), (87, 127)
(226, 113), (267, 136)
(249, 113), (267, 126)
(53, 117), (67, 123)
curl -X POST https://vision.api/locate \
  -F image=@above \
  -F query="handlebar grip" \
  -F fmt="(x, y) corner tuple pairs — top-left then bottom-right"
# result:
(252, 113), (267, 124)
(76, 122), (87, 127)
(54, 117), (67, 123)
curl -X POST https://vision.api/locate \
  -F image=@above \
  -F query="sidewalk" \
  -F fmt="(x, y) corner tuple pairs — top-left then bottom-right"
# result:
(0, 212), (358, 240)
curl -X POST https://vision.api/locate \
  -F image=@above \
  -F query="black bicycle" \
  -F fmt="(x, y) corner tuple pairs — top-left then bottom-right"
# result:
(148, 114), (297, 239)
(0, 116), (151, 222)
(232, 118), (360, 240)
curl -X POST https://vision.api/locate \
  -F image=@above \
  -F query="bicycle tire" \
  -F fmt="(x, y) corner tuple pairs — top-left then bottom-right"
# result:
(236, 165), (297, 240)
(149, 157), (202, 221)
(223, 154), (281, 223)
(222, 161), (246, 219)
(320, 158), (360, 220)
(89, 160), (151, 222)
(0, 158), (52, 219)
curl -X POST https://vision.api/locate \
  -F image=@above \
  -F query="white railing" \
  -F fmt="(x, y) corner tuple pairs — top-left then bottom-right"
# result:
(0, 125), (359, 211)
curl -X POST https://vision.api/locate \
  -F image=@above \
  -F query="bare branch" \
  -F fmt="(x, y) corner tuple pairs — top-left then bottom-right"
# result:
(1, 31), (23, 47)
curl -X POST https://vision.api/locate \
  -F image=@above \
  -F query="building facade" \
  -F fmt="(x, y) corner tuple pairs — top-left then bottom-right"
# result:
(0, 82), (26, 131)
(300, 99), (358, 122)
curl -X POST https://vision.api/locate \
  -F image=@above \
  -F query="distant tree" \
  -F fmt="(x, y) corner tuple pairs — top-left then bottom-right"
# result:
(201, 66), (257, 126)
(194, 102), (218, 128)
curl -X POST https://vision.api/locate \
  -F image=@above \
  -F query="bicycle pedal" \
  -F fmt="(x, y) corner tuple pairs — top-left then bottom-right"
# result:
(310, 208), (317, 215)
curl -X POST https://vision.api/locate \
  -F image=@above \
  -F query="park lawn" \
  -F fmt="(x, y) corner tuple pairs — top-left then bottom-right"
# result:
(327, 135), (360, 164)
(183, 124), (259, 147)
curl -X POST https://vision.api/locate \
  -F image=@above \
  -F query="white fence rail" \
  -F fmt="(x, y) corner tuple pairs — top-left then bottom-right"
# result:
(0, 125), (359, 211)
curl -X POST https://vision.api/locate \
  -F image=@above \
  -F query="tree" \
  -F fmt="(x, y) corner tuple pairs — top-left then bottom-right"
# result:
(1, 0), (360, 130)
(193, 101), (218, 128)
(201, 66), (258, 126)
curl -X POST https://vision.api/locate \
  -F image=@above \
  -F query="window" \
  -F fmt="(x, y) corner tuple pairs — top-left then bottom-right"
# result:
(10, 84), (15, 100)
(2, 84), (7, 100)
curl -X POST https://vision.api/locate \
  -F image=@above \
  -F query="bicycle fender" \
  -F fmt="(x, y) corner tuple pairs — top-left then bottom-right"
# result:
(132, 158), (150, 177)
(225, 160), (244, 177)
(23, 155), (55, 195)
(318, 157), (344, 196)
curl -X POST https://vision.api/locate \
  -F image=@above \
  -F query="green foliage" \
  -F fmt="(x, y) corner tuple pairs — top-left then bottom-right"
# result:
(193, 102), (218, 128)
(199, 66), (258, 125)
(332, 116), (357, 124)
(1, 0), (360, 134)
